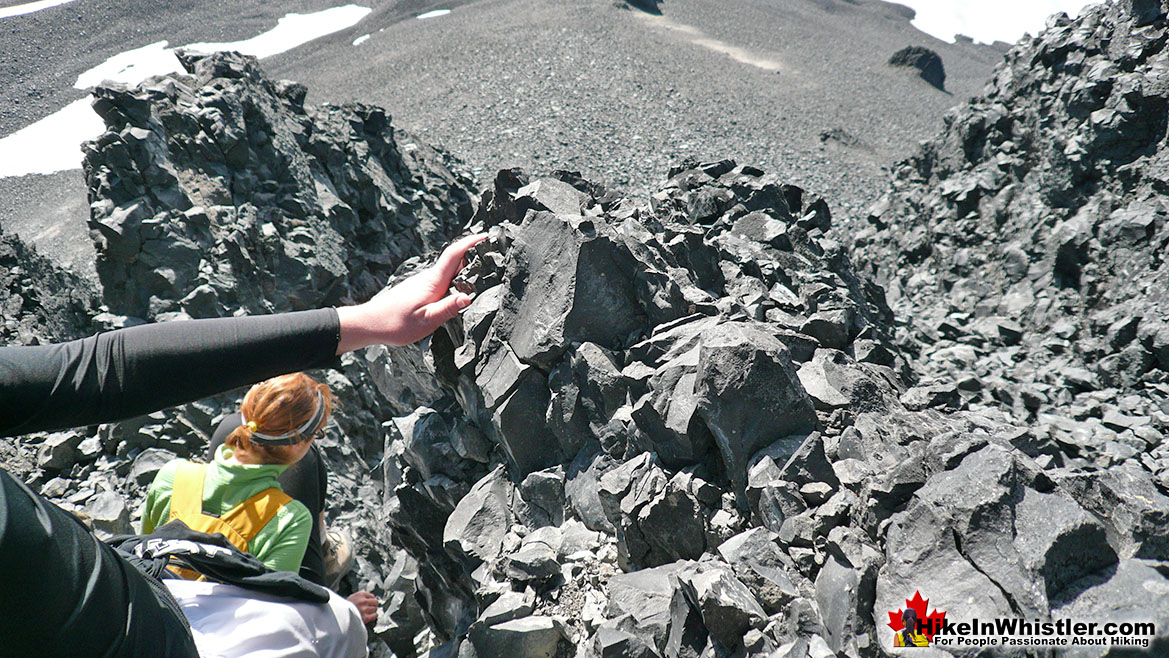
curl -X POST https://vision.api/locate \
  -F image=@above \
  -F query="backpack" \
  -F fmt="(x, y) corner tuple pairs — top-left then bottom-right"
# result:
(108, 520), (330, 603)
(167, 461), (293, 580)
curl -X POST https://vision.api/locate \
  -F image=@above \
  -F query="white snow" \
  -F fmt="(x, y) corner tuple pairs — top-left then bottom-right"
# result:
(353, 34), (371, 46)
(417, 9), (451, 20)
(894, 0), (1099, 45)
(0, 4), (371, 178)
(0, 0), (80, 20)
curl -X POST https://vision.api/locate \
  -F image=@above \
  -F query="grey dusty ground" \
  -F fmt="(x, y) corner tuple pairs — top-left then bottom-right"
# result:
(0, 0), (1002, 280)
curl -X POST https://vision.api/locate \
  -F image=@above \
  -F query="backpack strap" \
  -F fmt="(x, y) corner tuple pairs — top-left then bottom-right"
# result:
(219, 487), (294, 546)
(166, 461), (293, 580)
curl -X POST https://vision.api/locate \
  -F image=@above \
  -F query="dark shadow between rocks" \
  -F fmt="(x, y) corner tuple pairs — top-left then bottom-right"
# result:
(619, 0), (663, 15)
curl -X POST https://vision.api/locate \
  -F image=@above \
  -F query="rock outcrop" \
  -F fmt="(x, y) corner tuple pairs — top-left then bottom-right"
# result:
(0, 226), (96, 346)
(7, 4), (1169, 656)
(82, 50), (475, 322)
(888, 46), (946, 91)
(854, 1), (1169, 475)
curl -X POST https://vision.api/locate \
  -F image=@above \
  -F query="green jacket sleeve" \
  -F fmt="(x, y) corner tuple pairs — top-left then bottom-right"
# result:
(140, 460), (181, 534)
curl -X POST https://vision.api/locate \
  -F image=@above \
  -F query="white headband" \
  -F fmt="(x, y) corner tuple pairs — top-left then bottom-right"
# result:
(245, 390), (327, 445)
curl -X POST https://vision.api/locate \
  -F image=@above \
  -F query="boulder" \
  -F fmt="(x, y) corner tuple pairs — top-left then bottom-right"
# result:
(493, 211), (648, 369)
(83, 490), (132, 536)
(717, 528), (800, 614)
(478, 589), (536, 627)
(36, 432), (83, 471)
(678, 564), (767, 652)
(888, 46), (946, 90)
(695, 322), (818, 500)
(444, 467), (516, 567)
(605, 562), (695, 652)
(128, 448), (178, 487)
(468, 616), (568, 658)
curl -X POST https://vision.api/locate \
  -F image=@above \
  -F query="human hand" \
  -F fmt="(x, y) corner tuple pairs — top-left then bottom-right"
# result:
(347, 590), (379, 625)
(335, 233), (488, 353)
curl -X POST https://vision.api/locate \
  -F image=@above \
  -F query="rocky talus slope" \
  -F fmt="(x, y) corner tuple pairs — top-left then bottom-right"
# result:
(853, 0), (1169, 477)
(4, 4), (1169, 657)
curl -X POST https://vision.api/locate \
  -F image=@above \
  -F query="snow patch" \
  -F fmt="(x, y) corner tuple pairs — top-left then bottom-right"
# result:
(0, 4), (372, 177)
(0, 0), (81, 20)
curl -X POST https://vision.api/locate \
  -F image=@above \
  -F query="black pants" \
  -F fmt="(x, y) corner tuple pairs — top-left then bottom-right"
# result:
(209, 413), (328, 587)
(0, 470), (198, 658)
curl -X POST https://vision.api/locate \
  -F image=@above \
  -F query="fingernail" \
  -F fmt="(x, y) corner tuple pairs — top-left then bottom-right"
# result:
(458, 294), (473, 309)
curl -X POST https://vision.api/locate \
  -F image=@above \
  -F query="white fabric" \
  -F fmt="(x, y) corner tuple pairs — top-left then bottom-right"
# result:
(164, 580), (368, 658)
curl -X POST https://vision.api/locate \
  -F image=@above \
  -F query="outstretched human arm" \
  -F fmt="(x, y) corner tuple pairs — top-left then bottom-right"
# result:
(334, 233), (485, 352)
(0, 234), (486, 437)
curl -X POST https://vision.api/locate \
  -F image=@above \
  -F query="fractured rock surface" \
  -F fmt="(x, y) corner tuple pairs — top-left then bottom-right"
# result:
(6, 5), (1169, 655)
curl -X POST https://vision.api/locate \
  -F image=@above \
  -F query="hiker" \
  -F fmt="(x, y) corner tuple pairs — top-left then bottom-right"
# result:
(0, 234), (486, 657)
(140, 372), (378, 623)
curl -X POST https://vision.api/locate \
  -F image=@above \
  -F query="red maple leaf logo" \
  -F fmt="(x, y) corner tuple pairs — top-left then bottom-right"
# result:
(887, 590), (946, 641)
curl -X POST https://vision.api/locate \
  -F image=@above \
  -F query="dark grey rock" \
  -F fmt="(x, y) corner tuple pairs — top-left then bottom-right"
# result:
(0, 227), (96, 348)
(888, 46), (946, 90)
(605, 562), (695, 652)
(565, 449), (618, 535)
(84, 52), (475, 320)
(678, 564), (767, 653)
(630, 348), (715, 468)
(492, 367), (560, 478)
(777, 433), (840, 491)
(717, 527), (800, 614)
(635, 477), (707, 565)
(479, 589), (536, 627)
(799, 310), (852, 350)
(695, 322), (818, 501)
(37, 432), (83, 471)
(520, 467), (566, 528)
(493, 211), (647, 369)
(515, 177), (587, 218)
(1050, 559), (1169, 655)
(815, 555), (865, 656)
(505, 543), (561, 584)
(899, 383), (960, 411)
(875, 494), (1014, 652)
(468, 616), (568, 658)
(1055, 463), (1169, 560)
(83, 489), (132, 536)
(595, 626), (661, 658)
(444, 467), (516, 568)
(128, 447), (177, 487)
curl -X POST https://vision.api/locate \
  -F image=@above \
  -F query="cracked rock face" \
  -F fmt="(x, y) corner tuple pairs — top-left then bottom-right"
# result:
(853, 1), (1169, 474)
(82, 50), (475, 322)
(8, 7), (1169, 656)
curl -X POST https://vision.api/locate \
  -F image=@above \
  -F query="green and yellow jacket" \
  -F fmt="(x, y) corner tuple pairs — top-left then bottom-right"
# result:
(142, 444), (312, 574)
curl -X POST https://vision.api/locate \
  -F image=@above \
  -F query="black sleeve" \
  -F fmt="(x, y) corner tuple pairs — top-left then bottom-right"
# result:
(0, 308), (341, 437)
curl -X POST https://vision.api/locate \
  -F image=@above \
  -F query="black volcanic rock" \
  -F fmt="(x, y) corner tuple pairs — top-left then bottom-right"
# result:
(619, 0), (662, 15)
(855, 1), (1169, 468)
(0, 227), (96, 345)
(11, 10), (1169, 655)
(82, 51), (475, 321)
(888, 45), (946, 91)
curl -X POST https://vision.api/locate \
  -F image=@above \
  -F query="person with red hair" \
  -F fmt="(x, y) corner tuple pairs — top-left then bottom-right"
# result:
(0, 233), (486, 657)
(142, 372), (381, 624)
(141, 373), (336, 575)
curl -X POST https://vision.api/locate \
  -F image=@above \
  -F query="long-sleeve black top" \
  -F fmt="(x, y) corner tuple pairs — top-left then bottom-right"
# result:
(0, 309), (341, 437)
